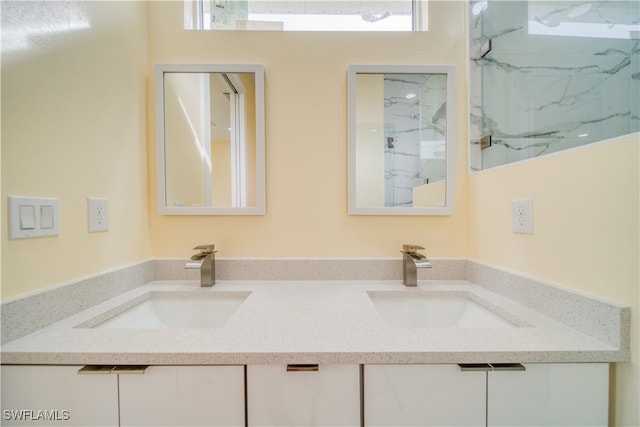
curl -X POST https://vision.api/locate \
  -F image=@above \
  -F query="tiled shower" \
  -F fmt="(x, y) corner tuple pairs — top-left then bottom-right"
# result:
(469, 0), (639, 171)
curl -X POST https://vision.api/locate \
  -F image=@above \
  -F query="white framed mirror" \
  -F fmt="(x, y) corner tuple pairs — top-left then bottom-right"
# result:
(348, 65), (455, 215)
(155, 64), (265, 215)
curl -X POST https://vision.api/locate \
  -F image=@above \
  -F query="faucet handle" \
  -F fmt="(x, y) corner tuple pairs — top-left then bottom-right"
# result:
(402, 244), (425, 253)
(191, 244), (216, 260)
(193, 244), (215, 253)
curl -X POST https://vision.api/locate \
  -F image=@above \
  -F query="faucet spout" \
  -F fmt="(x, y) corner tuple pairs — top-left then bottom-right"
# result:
(185, 244), (217, 287)
(401, 244), (431, 287)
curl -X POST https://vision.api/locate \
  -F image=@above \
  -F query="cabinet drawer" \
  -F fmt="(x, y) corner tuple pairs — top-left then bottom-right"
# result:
(119, 365), (245, 427)
(364, 364), (486, 427)
(1, 365), (119, 427)
(488, 363), (609, 427)
(247, 364), (360, 427)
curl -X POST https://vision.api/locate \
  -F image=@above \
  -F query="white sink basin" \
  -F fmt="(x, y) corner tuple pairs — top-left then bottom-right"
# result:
(87, 291), (250, 329)
(368, 291), (518, 328)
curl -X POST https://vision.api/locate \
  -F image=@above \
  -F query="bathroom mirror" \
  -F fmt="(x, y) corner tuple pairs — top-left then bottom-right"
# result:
(155, 64), (265, 215)
(348, 65), (455, 215)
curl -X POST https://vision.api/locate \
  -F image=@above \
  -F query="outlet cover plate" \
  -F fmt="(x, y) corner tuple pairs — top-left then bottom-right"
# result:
(88, 197), (109, 232)
(512, 198), (533, 234)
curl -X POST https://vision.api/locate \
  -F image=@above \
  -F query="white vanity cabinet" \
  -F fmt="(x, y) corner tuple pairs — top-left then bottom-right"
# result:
(119, 365), (245, 427)
(364, 363), (609, 427)
(2, 362), (609, 427)
(488, 363), (608, 426)
(246, 364), (360, 427)
(1, 365), (245, 427)
(364, 364), (486, 426)
(1, 365), (119, 426)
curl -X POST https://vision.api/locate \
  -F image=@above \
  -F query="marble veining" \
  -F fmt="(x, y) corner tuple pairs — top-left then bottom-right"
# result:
(383, 74), (447, 206)
(469, 0), (639, 171)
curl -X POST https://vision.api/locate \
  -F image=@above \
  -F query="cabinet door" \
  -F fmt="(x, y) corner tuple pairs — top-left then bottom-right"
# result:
(364, 364), (486, 426)
(247, 364), (360, 427)
(488, 363), (609, 427)
(119, 365), (245, 427)
(1, 365), (118, 426)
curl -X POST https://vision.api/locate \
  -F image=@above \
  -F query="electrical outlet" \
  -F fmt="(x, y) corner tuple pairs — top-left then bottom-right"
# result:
(88, 197), (109, 232)
(512, 199), (533, 234)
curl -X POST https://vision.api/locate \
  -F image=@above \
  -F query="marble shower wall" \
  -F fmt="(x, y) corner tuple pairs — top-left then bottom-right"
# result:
(383, 74), (447, 207)
(469, 0), (639, 171)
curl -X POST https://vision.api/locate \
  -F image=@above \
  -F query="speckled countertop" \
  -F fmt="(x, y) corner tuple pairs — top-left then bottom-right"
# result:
(0, 280), (626, 365)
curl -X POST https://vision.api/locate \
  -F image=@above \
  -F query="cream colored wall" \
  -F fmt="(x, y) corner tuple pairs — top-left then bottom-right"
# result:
(1, 1), (151, 299)
(239, 72), (257, 207)
(413, 180), (445, 208)
(164, 73), (208, 206)
(147, 0), (470, 258)
(3, 1), (636, 422)
(355, 74), (385, 208)
(212, 139), (232, 207)
(468, 134), (640, 426)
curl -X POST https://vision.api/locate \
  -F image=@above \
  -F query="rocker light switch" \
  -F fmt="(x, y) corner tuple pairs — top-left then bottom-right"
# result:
(40, 205), (55, 229)
(8, 196), (59, 239)
(19, 205), (36, 230)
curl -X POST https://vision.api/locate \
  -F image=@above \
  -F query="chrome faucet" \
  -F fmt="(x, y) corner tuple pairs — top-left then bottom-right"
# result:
(185, 244), (217, 287)
(401, 244), (431, 287)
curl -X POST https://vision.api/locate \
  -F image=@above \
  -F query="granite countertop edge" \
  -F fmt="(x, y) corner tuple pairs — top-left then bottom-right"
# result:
(0, 280), (628, 366)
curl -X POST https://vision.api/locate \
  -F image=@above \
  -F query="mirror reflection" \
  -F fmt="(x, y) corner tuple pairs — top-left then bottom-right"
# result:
(348, 65), (455, 215)
(155, 64), (265, 215)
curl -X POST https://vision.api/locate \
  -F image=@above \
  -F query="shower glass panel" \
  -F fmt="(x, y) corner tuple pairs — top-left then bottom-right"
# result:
(383, 74), (447, 208)
(469, 1), (639, 171)
(383, 123), (396, 207)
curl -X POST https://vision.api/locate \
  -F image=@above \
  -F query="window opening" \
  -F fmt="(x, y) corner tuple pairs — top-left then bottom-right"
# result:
(185, 0), (428, 31)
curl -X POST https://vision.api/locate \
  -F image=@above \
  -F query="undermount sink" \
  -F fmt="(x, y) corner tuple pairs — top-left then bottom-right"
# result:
(84, 291), (250, 329)
(367, 291), (518, 328)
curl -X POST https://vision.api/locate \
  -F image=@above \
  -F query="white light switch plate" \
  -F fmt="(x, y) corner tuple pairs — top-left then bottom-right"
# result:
(8, 196), (59, 239)
(88, 197), (109, 232)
